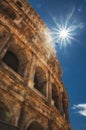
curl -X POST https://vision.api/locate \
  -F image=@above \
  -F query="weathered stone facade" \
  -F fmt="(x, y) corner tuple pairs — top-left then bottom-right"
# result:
(0, 0), (72, 130)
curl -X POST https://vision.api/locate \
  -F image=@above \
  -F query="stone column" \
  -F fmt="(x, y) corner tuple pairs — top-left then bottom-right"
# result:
(48, 119), (54, 130)
(47, 72), (52, 105)
(63, 99), (69, 121)
(18, 102), (26, 130)
(0, 35), (12, 59)
(10, 102), (22, 127)
(26, 54), (36, 88)
(56, 90), (63, 115)
(58, 91), (64, 116)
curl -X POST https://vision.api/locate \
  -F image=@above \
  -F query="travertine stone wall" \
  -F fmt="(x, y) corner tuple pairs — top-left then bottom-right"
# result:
(0, 0), (71, 130)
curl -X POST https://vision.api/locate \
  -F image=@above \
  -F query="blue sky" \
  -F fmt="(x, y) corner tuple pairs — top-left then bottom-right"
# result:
(28, 0), (86, 130)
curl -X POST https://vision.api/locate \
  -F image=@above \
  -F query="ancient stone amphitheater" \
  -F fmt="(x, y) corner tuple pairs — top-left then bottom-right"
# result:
(0, 0), (72, 130)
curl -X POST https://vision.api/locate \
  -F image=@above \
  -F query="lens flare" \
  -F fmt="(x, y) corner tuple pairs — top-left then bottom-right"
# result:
(51, 8), (84, 48)
(57, 26), (72, 43)
(59, 29), (68, 38)
(52, 23), (75, 48)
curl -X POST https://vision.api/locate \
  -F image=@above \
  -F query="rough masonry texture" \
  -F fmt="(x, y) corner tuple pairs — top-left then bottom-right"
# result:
(0, 0), (72, 130)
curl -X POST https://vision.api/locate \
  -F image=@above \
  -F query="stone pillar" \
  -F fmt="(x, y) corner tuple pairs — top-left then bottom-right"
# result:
(48, 118), (60, 130)
(0, 35), (12, 59)
(63, 99), (69, 121)
(26, 54), (36, 88)
(18, 102), (26, 130)
(47, 72), (52, 105)
(48, 119), (54, 130)
(58, 91), (64, 116)
(10, 102), (22, 127)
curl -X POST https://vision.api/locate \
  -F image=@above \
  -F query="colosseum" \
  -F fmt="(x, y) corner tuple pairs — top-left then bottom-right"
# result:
(0, 0), (72, 130)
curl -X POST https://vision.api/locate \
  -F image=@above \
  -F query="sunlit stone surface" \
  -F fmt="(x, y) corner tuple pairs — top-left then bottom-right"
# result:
(0, 0), (72, 130)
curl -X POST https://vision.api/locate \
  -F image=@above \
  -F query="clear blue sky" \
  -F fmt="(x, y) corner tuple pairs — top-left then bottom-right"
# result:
(28, 0), (86, 130)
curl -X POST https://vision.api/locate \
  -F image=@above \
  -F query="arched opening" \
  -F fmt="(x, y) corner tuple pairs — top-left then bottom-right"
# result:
(16, 1), (22, 8)
(52, 84), (59, 111)
(27, 121), (43, 130)
(0, 4), (16, 20)
(34, 67), (46, 96)
(0, 102), (11, 123)
(2, 50), (19, 72)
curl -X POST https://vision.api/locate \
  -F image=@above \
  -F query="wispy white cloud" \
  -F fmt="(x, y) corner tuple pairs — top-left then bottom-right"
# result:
(72, 104), (86, 117)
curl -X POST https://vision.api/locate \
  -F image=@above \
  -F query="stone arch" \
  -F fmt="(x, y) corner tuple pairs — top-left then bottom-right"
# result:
(16, 1), (23, 8)
(34, 66), (47, 96)
(0, 3), (16, 20)
(52, 83), (59, 111)
(27, 121), (43, 130)
(0, 24), (11, 57)
(2, 50), (19, 72)
(2, 41), (29, 77)
(0, 101), (11, 123)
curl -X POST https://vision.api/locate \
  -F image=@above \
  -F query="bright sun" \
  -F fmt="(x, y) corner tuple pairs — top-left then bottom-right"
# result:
(51, 8), (84, 48)
(59, 29), (68, 38)
(52, 24), (74, 47)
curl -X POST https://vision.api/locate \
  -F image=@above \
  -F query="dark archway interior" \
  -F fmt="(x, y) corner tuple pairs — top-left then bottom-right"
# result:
(27, 121), (43, 130)
(52, 84), (59, 110)
(16, 1), (22, 7)
(0, 4), (16, 20)
(2, 50), (19, 72)
(0, 102), (11, 123)
(34, 74), (39, 89)
(34, 67), (46, 96)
